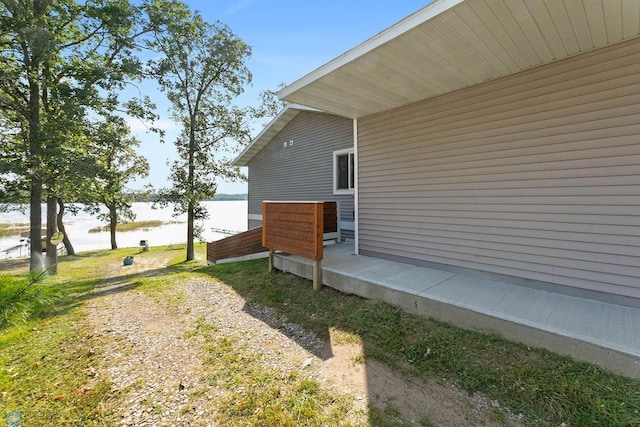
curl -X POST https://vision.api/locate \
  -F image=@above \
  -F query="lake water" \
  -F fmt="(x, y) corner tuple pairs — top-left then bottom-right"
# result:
(0, 201), (248, 258)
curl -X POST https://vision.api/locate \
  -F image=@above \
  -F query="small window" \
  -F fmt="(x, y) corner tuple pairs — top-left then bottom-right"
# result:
(333, 148), (354, 195)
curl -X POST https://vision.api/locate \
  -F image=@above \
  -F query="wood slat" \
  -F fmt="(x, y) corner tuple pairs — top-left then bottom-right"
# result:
(207, 227), (267, 263)
(263, 201), (324, 261)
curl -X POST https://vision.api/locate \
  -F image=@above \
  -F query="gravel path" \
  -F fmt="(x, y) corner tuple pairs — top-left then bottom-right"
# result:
(85, 255), (521, 426)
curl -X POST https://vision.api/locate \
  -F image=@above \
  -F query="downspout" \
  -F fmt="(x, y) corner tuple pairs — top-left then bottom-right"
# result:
(353, 118), (359, 255)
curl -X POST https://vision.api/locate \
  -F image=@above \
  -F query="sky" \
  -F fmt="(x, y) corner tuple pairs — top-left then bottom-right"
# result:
(132, 0), (432, 194)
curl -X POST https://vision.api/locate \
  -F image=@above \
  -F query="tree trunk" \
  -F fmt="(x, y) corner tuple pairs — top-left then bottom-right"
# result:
(109, 204), (118, 250)
(29, 178), (44, 272)
(186, 125), (195, 261)
(57, 198), (75, 256)
(45, 196), (58, 274)
(186, 200), (194, 260)
(28, 71), (43, 272)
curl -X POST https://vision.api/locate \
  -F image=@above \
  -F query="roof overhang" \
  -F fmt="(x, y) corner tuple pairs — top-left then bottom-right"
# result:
(278, 0), (640, 118)
(233, 104), (321, 166)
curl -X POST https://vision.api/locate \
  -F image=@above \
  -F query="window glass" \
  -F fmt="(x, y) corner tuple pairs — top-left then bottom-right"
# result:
(349, 153), (354, 189)
(333, 148), (354, 194)
(337, 153), (350, 190)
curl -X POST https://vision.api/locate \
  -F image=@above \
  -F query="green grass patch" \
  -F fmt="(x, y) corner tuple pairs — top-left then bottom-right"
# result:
(201, 259), (640, 426)
(0, 246), (172, 426)
(87, 220), (182, 233)
(0, 270), (116, 426)
(0, 274), (61, 327)
(189, 317), (359, 426)
(369, 404), (421, 427)
(0, 244), (208, 426)
(0, 306), (117, 426)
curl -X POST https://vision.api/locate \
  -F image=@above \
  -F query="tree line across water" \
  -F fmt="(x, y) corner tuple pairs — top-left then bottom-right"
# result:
(0, 1), (279, 273)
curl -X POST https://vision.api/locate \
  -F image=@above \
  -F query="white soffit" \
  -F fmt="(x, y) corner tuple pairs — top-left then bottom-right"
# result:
(233, 104), (321, 166)
(278, 0), (640, 118)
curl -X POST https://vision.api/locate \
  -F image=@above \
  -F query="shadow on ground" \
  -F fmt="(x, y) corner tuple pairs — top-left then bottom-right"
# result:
(197, 258), (511, 426)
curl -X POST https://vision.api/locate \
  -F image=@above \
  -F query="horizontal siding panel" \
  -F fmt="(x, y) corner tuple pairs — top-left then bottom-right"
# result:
(361, 125), (640, 177)
(360, 80), (640, 151)
(361, 209), (640, 227)
(364, 174), (640, 192)
(358, 37), (640, 299)
(363, 163), (640, 186)
(359, 184), (640, 198)
(359, 232), (640, 279)
(361, 108), (640, 167)
(361, 157), (640, 186)
(359, 215), (640, 237)
(359, 220), (640, 259)
(358, 220), (639, 258)
(247, 111), (354, 233)
(360, 195), (639, 206)
(363, 202), (638, 216)
(359, 219), (640, 247)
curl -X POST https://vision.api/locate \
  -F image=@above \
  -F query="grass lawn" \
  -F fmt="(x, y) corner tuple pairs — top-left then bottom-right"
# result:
(1, 246), (639, 426)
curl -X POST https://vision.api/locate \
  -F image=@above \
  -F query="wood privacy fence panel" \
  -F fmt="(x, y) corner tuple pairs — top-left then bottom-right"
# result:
(207, 227), (266, 263)
(323, 201), (338, 234)
(262, 202), (324, 261)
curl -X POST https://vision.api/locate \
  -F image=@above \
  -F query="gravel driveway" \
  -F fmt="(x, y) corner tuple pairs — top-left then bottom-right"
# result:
(85, 253), (519, 426)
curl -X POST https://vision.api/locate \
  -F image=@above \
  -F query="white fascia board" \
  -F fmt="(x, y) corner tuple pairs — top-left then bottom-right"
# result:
(232, 103), (322, 166)
(277, 0), (465, 101)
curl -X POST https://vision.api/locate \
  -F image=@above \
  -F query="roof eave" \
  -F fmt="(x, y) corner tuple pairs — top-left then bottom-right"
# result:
(277, 0), (463, 103)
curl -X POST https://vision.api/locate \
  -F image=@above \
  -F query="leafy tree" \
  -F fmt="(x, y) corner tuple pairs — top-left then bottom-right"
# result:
(85, 116), (149, 250)
(253, 86), (286, 121)
(148, 7), (252, 261)
(0, 0), (159, 272)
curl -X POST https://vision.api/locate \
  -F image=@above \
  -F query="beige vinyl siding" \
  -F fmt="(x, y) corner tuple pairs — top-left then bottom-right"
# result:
(247, 111), (354, 238)
(357, 36), (640, 300)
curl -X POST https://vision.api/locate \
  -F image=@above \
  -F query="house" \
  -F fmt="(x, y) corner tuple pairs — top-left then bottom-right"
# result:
(234, 104), (355, 240)
(277, 0), (640, 308)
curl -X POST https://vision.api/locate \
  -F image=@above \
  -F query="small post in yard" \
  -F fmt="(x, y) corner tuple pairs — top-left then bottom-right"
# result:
(268, 248), (274, 273)
(312, 259), (322, 291)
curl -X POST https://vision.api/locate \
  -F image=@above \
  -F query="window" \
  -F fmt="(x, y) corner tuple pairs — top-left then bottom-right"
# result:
(333, 148), (354, 195)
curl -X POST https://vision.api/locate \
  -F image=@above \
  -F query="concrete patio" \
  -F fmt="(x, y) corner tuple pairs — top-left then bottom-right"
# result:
(273, 242), (640, 379)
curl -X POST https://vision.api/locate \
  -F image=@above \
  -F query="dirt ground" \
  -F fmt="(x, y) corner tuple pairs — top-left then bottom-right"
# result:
(53, 251), (525, 425)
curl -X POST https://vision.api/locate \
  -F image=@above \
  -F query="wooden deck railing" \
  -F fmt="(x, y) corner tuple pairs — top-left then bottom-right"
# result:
(206, 201), (339, 290)
(206, 226), (267, 264)
(263, 201), (338, 290)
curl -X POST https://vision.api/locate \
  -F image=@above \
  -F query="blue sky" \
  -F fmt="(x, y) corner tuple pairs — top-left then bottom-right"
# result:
(134, 1), (431, 194)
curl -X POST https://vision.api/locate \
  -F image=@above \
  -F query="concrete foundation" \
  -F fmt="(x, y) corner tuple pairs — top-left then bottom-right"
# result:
(273, 243), (640, 379)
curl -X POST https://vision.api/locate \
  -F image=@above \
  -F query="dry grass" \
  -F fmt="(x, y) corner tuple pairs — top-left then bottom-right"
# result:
(87, 220), (183, 233)
(0, 222), (29, 238)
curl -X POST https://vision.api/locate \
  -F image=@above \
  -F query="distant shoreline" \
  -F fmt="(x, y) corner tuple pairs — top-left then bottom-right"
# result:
(209, 193), (247, 201)
(131, 193), (247, 202)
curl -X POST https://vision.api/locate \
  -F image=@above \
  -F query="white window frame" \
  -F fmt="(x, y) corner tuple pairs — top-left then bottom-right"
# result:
(333, 148), (355, 195)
